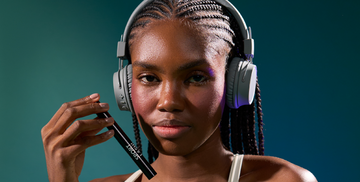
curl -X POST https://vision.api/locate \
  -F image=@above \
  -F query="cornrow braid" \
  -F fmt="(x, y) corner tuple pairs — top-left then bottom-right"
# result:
(129, 0), (234, 54)
(134, 13), (163, 23)
(191, 14), (229, 21)
(176, 2), (218, 13)
(178, 0), (216, 7)
(200, 24), (235, 36)
(227, 12), (245, 59)
(142, 5), (171, 18)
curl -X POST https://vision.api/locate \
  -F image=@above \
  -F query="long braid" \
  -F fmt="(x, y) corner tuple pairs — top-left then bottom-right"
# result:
(147, 141), (159, 163)
(132, 114), (142, 153)
(220, 105), (230, 150)
(226, 1), (262, 155)
(230, 108), (240, 153)
(239, 106), (250, 153)
(147, 141), (154, 163)
(249, 102), (259, 154)
(256, 78), (265, 155)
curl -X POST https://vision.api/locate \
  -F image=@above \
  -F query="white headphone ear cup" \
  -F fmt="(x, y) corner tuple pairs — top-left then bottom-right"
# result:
(226, 57), (257, 108)
(113, 64), (134, 113)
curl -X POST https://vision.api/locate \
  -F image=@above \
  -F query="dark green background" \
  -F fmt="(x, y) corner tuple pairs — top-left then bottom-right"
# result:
(1, 0), (359, 181)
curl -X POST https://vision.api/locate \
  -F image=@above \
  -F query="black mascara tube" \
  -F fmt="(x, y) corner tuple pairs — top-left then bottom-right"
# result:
(96, 102), (157, 180)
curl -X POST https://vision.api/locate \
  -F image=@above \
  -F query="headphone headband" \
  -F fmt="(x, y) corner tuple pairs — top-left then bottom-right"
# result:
(113, 0), (257, 112)
(117, 0), (254, 62)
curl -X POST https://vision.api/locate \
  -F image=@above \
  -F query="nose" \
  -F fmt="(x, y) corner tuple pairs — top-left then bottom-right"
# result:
(156, 81), (185, 112)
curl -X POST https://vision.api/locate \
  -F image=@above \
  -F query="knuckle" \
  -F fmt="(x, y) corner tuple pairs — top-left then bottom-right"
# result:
(54, 149), (68, 164)
(74, 120), (86, 130)
(47, 140), (61, 155)
(89, 102), (96, 110)
(64, 107), (76, 116)
(100, 132), (108, 140)
(97, 118), (105, 125)
(48, 143), (57, 153)
(40, 126), (47, 138)
(41, 128), (54, 146)
(79, 97), (87, 104)
(84, 95), (92, 102)
(42, 134), (50, 145)
(60, 102), (70, 110)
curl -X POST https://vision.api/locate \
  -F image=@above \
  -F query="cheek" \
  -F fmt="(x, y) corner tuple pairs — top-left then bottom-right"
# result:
(188, 76), (226, 118)
(131, 80), (157, 117)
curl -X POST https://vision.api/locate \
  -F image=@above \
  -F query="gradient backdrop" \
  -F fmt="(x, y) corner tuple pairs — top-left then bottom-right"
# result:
(1, 0), (359, 181)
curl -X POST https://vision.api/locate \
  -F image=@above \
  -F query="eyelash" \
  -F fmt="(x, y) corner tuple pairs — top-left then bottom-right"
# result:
(137, 72), (209, 86)
(139, 75), (159, 85)
(186, 72), (209, 86)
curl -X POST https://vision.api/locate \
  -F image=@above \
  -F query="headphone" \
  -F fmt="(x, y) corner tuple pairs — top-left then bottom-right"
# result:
(113, 0), (257, 113)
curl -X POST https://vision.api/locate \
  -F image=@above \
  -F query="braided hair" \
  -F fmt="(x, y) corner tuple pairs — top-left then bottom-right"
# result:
(128, 0), (264, 162)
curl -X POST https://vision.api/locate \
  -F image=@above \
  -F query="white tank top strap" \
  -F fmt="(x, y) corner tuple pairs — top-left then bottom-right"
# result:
(228, 154), (244, 182)
(124, 169), (142, 182)
(124, 154), (244, 182)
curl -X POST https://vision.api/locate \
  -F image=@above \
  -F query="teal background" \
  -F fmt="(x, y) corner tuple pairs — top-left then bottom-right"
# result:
(1, 0), (359, 181)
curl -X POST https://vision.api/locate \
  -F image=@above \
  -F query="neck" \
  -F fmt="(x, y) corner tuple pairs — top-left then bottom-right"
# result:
(150, 128), (233, 182)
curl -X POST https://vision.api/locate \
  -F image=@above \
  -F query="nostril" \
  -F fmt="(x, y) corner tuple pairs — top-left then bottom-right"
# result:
(158, 108), (167, 112)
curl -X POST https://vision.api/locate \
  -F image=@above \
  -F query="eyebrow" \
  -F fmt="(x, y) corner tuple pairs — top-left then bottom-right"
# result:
(132, 59), (208, 73)
(132, 61), (165, 73)
(178, 59), (208, 71)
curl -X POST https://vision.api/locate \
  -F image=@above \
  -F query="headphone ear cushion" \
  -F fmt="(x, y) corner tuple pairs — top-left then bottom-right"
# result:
(126, 64), (133, 109)
(113, 64), (134, 113)
(226, 57), (257, 108)
(226, 57), (242, 109)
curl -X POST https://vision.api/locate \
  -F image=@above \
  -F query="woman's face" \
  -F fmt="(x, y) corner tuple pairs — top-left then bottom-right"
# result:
(130, 19), (227, 156)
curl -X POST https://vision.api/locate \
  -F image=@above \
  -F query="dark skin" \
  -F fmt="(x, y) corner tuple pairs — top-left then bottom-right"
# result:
(41, 93), (115, 182)
(42, 19), (317, 182)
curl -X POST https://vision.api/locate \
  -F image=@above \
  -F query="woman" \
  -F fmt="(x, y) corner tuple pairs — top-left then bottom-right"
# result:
(41, 0), (317, 181)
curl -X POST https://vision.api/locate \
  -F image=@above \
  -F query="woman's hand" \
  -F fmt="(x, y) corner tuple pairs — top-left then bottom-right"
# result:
(41, 93), (115, 182)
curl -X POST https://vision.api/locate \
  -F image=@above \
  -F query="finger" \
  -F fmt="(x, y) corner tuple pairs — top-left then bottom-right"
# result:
(42, 93), (100, 135)
(54, 101), (110, 134)
(67, 130), (114, 156)
(77, 117), (110, 137)
(61, 117), (114, 146)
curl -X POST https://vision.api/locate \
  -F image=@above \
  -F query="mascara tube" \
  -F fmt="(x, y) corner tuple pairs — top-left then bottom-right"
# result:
(96, 102), (157, 180)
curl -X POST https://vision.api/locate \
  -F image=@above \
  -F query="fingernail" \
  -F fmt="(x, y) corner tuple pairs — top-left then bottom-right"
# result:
(105, 118), (113, 123)
(99, 103), (108, 108)
(106, 130), (114, 137)
(90, 93), (99, 99)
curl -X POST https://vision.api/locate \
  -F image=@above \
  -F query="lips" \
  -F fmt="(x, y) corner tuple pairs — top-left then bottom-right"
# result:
(152, 119), (191, 139)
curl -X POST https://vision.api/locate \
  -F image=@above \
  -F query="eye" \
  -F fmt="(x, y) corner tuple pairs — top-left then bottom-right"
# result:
(140, 75), (158, 83)
(188, 75), (205, 83)
(186, 73), (208, 85)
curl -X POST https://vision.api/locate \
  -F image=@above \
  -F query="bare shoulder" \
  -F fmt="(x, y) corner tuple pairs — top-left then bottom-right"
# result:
(241, 155), (317, 182)
(89, 173), (133, 182)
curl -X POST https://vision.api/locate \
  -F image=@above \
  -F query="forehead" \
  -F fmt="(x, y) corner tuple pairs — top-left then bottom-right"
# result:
(131, 20), (204, 60)
(130, 19), (226, 69)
